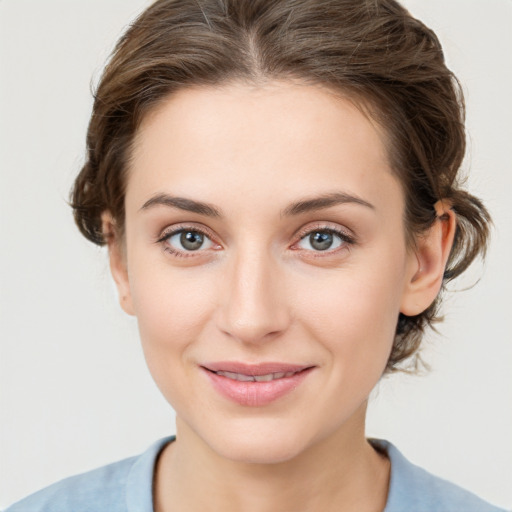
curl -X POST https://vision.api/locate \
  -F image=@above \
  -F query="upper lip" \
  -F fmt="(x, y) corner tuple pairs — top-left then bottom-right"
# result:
(201, 361), (313, 376)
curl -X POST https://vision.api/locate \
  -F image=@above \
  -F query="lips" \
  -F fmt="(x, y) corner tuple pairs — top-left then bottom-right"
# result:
(202, 361), (309, 375)
(201, 361), (314, 407)
(214, 370), (299, 382)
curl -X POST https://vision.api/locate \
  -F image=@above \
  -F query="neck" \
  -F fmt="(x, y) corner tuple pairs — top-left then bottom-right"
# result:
(154, 406), (390, 512)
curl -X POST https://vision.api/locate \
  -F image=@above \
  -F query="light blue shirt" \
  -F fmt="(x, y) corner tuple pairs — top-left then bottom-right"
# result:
(5, 437), (507, 512)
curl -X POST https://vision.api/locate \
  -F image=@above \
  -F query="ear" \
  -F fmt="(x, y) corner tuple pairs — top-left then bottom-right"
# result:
(101, 211), (135, 316)
(400, 201), (457, 316)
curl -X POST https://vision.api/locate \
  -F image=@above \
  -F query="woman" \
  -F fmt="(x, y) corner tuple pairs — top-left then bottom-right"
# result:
(4, 0), (509, 511)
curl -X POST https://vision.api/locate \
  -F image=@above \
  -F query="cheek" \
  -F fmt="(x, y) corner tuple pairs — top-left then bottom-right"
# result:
(295, 250), (408, 378)
(127, 258), (217, 391)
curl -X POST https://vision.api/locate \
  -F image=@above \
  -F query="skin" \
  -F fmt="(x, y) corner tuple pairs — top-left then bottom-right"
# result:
(103, 81), (456, 512)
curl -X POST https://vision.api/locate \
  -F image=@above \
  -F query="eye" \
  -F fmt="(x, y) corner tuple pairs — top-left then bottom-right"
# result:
(295, 227), (354, 253)
(159, 227), (216, 254)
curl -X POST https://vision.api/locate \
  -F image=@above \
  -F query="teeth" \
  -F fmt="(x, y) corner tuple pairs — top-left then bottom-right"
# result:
(219, 371), (254, 381)
(215, 370), (298, 382)
(254, 374), (274, 382)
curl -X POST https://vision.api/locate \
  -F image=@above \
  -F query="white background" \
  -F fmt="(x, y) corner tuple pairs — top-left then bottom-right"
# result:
(0, 0), (511, 509)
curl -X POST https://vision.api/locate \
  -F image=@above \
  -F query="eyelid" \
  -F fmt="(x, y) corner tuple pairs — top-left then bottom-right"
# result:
(294, 222), (356, 243)
(155, 221), (355, 258)
(291, 222), (356, 253)
(156, 223), (222, 254)
(158, 223), (210, 242)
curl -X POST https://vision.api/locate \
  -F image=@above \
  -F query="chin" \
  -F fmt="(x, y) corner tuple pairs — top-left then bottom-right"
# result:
(201, 420), (313, 465)
(215, 439), (306, 465)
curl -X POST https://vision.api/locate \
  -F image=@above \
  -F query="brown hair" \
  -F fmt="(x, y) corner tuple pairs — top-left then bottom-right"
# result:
(71, 0), (491, 372)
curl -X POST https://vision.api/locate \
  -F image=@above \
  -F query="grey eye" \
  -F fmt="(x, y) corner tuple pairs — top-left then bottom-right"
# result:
(297, 230), (344, 252)
(180, 231), (204, 250)
(167, 230), (213, 252)
(310, 232), (333, 251)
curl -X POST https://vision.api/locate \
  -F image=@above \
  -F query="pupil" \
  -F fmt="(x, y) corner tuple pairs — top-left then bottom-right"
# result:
(180, 231), (204, 250)
(310, 231), (333, 251)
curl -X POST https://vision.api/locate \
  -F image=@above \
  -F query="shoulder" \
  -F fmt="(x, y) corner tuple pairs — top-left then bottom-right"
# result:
(4, 437), (173, 512)
(371, 439), (508, 512)
(4, 457), (135, 512)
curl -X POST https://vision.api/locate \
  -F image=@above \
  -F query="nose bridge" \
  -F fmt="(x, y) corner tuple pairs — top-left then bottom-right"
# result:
(218, 242), (289, 344)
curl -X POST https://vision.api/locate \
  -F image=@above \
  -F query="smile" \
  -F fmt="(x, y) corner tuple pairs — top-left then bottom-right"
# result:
(213, 370), (300, 382)
(201, 362), (315, 407)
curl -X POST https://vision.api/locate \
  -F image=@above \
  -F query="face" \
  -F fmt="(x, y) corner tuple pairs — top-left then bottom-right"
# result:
(112, 81), (427, 464)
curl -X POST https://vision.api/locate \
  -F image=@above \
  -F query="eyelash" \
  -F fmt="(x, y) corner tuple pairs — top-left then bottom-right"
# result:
(156, 223), (356, 258)
(156, 224), (219, 258)
(292, 224), (356, 255)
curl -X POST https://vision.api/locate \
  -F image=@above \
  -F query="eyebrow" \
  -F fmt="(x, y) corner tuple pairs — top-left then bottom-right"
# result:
(139, 191), (374, 218)
(140, 194), (221, 217)
(282, 192), (375, 217)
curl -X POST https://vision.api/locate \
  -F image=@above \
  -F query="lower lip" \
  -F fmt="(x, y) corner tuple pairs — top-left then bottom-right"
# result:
(202, 367), (314, 407)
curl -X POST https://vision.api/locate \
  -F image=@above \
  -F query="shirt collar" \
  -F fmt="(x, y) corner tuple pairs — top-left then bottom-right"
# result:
(126, 436), (408, 512)
(125, 436), (176, 512)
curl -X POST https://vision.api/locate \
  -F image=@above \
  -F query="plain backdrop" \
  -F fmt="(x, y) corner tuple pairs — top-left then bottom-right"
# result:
(1, 0), (511, 509)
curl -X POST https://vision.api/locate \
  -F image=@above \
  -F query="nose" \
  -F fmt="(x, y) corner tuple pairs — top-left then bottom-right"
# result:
(216, 246), (290, 345)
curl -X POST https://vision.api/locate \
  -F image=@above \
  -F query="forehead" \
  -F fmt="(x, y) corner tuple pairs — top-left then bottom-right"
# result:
(127, 81), (401, 214)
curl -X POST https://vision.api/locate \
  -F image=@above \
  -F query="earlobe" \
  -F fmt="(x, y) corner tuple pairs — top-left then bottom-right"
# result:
(400, 201), (457, 316)
(101, 211), (135, 316)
